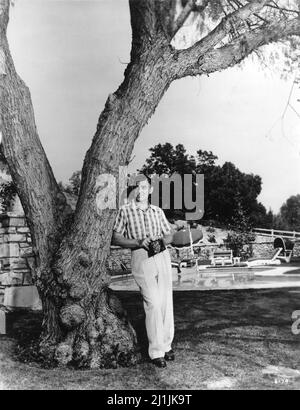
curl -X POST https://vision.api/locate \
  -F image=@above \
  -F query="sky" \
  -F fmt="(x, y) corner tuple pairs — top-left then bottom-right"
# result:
(6, 0), (300, 214)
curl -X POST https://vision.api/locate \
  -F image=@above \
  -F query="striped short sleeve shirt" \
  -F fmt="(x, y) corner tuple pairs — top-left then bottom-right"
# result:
(113, 201), (172, 240)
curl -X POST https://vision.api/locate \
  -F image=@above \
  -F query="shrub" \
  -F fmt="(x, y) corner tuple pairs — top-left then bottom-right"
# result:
(207, 234), (216, 243)
(225, 231), (255, 259)
(0, 180), (17, 213)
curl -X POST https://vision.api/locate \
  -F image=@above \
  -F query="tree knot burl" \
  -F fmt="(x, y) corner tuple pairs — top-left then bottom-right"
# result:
(78, 250), (92, 268)
(60, 304), (86, 330)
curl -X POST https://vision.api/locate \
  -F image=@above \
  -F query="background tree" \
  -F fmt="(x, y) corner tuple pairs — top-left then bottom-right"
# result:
(205, 161), (266, 225)
(1, 0), (300, 369)
(276, 194), (300, 230)
(141, 143), (268, 225)
(60, 171), (82, 197)
(196, 149), (218, 171)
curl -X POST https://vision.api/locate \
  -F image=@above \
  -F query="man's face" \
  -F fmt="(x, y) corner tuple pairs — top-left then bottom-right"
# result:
(137, 179), (152, 202)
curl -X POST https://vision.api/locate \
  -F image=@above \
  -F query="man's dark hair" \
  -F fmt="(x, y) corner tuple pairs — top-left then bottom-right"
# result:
(126, 173), (152, 200)
(129, 173), (152, 189)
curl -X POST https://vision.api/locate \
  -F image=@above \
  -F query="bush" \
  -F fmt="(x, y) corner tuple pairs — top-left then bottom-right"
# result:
(207, 234), (216, 243)
(225, 231), (255, 259)
(0, 180), (17, 212)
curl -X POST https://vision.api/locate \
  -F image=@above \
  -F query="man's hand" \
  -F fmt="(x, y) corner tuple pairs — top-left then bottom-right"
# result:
(138, 237), (151, 250)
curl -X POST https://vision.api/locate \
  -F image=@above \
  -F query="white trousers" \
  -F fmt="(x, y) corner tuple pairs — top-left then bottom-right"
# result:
(131, 248), (174, 360)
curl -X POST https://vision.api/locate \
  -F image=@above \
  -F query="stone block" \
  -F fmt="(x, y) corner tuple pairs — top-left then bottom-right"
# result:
(10, 259), (28, 270)
(4, 286), (42, 310)
(4, 234), (27, 242)
(0, 243), (20, 258)
(0, 243), (10, 258)
(0, 272), (23, 286)
(19, 242), (31, 248)
(7, 228), (16, 234)
(20, 247), (34, 257)
(8, 217), (26, 227)
(17, 227), (30, 234)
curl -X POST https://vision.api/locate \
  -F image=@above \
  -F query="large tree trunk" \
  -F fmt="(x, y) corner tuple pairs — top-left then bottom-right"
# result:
(1, 0), (175, 368)
(39, 40), (176, 368)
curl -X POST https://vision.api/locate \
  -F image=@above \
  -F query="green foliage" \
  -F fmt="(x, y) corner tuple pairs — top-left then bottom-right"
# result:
(275, 194), (300, 231)
(0, 144), (17, 213)
(196, 150), (218, 170)
(0, 180), (17, 213)
(140, 143), (194, 176)
(60, 171), (81, 196)
(225, 203), (255, 258)
(140, 142), (268, 226)
(225, 201), (255, 259)
(225, 231), (254, 259)
(68, 171), (81, 196)
(207, 234), (216, 243)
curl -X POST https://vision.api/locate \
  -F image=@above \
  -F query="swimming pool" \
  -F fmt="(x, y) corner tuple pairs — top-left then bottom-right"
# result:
(110, 264), (300, 291)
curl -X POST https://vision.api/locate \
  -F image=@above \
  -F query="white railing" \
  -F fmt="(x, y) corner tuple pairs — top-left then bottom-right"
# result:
(252, 228), (300, 239)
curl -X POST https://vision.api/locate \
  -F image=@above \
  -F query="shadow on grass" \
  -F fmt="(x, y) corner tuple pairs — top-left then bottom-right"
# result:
(1, 288), (300, 389)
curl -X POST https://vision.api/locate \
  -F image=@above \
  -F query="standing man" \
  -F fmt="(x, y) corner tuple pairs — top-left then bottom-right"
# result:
(112, 175), (174, 368)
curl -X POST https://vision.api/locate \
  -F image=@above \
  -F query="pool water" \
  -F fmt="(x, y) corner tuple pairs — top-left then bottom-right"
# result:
(110, 265), (300, 291)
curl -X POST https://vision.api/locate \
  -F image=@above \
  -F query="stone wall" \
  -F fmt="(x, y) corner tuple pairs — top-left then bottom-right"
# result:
(108, 237), (300, 274)
(0, 213), (35, 286)
(252, 235), (300, 258)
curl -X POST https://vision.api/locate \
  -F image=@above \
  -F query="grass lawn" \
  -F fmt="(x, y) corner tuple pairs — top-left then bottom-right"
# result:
(1, 288), (300, 390)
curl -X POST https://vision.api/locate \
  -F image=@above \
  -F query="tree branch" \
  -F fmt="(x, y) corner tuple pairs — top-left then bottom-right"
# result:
(173, 0), (196, 36)
(129, 0), (163, 58)
(0, 0), (72, 268)
(178, 0), (269, 62)
(172, 0), (210, 38)
(267, 2), (300, 16)
(0, 0), (9, 35)
(175, 16), (300, 78)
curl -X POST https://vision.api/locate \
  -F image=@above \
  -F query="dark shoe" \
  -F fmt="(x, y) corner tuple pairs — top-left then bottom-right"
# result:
(152, 357), (167, 368)
(164, 349), (175, 361)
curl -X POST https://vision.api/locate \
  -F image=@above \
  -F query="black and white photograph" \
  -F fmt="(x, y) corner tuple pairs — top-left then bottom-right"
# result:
(1, 0), (300, 393)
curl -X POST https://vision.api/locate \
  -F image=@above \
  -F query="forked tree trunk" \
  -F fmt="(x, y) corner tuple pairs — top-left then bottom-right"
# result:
(0, 0), (176, 368)
(40, 43), (176, 368)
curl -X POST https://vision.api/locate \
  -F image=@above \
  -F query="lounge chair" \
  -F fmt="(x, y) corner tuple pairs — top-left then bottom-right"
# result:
(274, 237), (295, 263)
(246, 247), (282, 267)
